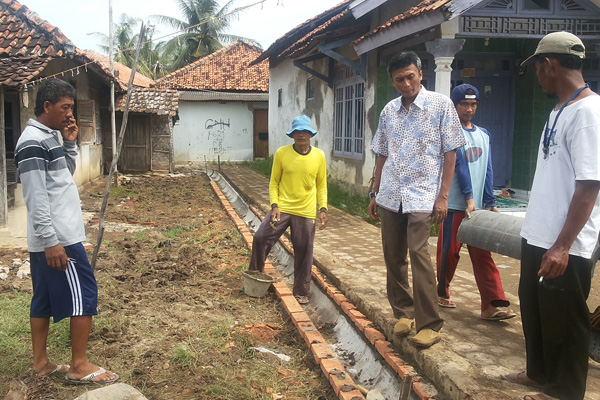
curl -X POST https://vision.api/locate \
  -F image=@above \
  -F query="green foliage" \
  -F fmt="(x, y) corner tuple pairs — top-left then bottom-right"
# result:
(109, 184), (138, 199)
(151, 0), (261, 72)
(327, 180), (374, 224)
(0, 292), (71, 379)
(241, 156), (273, 177)
(171, 342), (199, 368)
(163, 224), (197, 239)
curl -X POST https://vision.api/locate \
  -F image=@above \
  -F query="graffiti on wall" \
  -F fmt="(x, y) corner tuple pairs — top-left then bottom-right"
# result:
(205, 118), (232, 155)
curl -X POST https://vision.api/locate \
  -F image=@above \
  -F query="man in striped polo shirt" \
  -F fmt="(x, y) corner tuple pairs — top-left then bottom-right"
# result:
(15, 79), (118, 384)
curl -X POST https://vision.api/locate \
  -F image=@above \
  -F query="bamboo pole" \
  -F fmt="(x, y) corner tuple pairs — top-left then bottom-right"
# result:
(109, 0), (117, 170)
(90, 23), (145, 270)
(0, 86), (6, 226)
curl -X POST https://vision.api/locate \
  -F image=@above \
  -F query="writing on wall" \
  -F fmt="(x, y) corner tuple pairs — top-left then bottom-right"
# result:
(205, 118), (232, 155)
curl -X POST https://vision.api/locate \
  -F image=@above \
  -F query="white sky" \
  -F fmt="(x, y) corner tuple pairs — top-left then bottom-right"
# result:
(20, 0), (342, 52)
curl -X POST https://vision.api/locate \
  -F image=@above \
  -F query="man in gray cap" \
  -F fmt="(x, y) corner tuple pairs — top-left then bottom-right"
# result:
(503, 31), (600, 400)
(248, 115), (328, 305)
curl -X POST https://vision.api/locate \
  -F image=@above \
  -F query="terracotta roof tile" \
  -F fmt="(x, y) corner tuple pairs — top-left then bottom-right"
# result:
(0, 0), (75, 86)
(282, 10), (352, 60)
(115, 87), (179, 116)
(155, 40), (268, 92)
(251, 1), (351, 66)
(0, 0), (74, 58)
(353, 0), (452, 45)
(0, 55), (49, 85)
(84, 50), (155, 89)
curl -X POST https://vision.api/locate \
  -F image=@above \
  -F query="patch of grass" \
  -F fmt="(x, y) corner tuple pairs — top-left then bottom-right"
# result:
(163, 225), (197, 240)
(242, 156), (273, 177)
(0, 291), (71, 383)
(134, 231), (148, 241)
(135, 263), (146, 274)
(109, 184), (138, 199)
(327, 180), (373, 223)
(171, 342), (199, 368)
(0, 292), (31, 379)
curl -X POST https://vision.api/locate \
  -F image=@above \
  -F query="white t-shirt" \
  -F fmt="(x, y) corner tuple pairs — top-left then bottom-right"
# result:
(521, 94), (600, 258)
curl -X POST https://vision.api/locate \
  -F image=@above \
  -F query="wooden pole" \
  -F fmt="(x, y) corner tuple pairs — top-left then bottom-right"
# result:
(0, 86), (7, 226)
(109, 0), (117, 173)
(91, 23), (145, 270)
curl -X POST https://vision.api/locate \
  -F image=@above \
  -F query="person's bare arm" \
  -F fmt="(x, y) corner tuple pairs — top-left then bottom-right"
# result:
(45, 244), (69, 271)
(368, 155), (387, 220)
(539, 180), (600, 279)
(432, 150), (457, 224)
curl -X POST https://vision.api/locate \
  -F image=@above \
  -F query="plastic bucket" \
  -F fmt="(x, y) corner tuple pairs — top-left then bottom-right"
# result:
(242, 271), (275, 297)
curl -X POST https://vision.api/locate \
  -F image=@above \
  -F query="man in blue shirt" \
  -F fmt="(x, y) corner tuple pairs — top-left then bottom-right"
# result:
(436, 84), (515, 321)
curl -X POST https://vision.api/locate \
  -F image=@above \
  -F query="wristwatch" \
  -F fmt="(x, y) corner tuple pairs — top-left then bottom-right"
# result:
(369, 192), (377, 198)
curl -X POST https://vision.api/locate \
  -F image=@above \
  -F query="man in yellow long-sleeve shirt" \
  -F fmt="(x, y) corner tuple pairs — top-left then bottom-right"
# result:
(249, 115), (328, 304)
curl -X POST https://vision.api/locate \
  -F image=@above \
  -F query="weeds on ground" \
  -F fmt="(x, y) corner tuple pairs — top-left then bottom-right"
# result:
(0, 172), (335, 400)
(0, 292), (71, 379)
(241, 157), (273, 176)
(109, 184), (138, 199)
(163, 224), (197, 239)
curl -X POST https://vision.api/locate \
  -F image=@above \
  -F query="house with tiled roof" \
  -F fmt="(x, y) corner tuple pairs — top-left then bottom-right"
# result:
(154, 40), (269, 163)
(254, 0), (600, 200)
(0, 0), (105, 227)
(85, 50), (179, 172)
(0, 0), (179, 227)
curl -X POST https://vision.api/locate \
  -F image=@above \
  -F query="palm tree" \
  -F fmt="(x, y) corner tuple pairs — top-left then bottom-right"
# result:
(91, 14), (140, 66)
(153, 0), (260, 71)
(91, 14), (168, 80)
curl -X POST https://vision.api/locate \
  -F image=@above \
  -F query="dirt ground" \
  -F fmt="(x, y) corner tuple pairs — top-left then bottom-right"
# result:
(0, 169), (336, 400)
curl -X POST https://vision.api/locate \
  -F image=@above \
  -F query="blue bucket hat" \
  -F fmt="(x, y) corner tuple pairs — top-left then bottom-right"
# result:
(286, 115), (317, 137)
(450, 84), (479, 106)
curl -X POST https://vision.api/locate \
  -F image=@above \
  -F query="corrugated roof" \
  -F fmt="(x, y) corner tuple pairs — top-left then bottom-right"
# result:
(353, 0), (452, 45)
(154, 40), (268, 92)
(0, 0), (76, 86)
(115, 87), (179, 116)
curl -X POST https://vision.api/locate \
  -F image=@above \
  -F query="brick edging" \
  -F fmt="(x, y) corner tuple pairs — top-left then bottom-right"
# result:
(211, 179), (438, 399)
(210, 181), (365, 400)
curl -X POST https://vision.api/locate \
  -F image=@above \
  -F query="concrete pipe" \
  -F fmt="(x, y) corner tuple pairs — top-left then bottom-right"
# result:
(456, 210), (524, 260)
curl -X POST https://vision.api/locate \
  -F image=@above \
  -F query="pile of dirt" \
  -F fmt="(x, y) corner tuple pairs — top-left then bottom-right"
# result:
(0, 169), (335, 400)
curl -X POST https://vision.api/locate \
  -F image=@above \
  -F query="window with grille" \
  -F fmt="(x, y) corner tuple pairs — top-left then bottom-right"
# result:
(306, 77), (314, 100)
(333, 67), (365, 159)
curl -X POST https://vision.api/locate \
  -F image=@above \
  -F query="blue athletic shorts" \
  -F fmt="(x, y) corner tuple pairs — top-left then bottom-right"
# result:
(30, 242), (98, 323)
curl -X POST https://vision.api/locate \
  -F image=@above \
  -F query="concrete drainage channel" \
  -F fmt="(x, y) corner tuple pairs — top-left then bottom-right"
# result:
(208, 170), (437, 400)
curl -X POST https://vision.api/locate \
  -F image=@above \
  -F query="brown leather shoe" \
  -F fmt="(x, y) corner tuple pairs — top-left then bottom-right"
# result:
(393, 318), (415, 336)
(410, 329), (441, 348)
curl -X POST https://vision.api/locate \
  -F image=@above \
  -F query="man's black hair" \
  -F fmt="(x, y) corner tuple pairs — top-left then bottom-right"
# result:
(536, 53), (584, 70)
(34, 79), (76, 117)
(387, 51), (422, 77)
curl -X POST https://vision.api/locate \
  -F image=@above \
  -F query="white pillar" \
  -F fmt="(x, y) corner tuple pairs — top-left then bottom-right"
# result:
(425, 39), (465, 97)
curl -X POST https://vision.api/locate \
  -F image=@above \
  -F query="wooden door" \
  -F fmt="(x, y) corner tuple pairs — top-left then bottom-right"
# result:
(253, 109), (268, 159)
(119, 114), (151, 172)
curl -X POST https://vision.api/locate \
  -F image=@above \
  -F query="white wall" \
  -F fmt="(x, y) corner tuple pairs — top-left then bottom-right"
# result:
(269, 57), (379, 192)
(173, 101), (256, 163)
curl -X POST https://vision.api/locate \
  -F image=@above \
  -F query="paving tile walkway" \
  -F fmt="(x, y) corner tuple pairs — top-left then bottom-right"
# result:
(220, 164), (600, 400)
